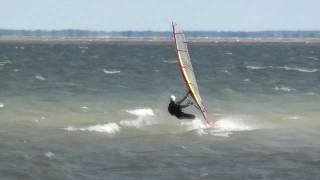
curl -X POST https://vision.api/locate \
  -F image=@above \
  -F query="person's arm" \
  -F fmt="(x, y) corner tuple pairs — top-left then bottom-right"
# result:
(177, 91), (191, 105)
(180, 104), (190, 109)
(180, 99), (194, 109)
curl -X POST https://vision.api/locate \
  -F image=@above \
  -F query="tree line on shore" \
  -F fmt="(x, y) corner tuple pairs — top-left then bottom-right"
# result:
(1, 29), (320, 38)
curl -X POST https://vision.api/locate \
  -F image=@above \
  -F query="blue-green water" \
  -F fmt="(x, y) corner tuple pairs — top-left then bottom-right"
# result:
(0, 41), (320, 179)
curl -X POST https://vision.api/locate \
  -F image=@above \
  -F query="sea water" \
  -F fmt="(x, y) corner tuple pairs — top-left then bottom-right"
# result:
(0, 41), (320, 179)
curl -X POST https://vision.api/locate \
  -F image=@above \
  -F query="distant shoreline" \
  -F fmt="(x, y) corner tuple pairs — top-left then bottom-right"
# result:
(1, 36), (320, 44)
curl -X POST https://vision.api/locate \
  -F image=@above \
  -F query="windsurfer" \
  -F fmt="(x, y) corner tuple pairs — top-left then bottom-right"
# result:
(168, 91), (195, 119)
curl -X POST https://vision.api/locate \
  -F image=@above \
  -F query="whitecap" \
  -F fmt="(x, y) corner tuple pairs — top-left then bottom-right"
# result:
(279, 66), (317, 73)
(15, 46), (25, 50)
(120, 108), (156, 128)
(246, 65), (270, 70)
(274, 86), (294, 92)
(45, 151), (55, 158)
(162, 60), (177, 64)
(126, 108), (154, 116)
(0, 102), (4, 108)
(305, 56), (319, 61)
(120, 117), (155, 128)
(103, 69), (121, 74)
(81, 106), (89, 110)
(64, 123), (120, 134)
(0, 60), (11, 66)
(35, 75), (46, 81)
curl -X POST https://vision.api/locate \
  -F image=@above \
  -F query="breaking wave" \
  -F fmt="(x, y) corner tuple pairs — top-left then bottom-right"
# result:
(120, 108), (156, 128)
(64, 108), (156, 134)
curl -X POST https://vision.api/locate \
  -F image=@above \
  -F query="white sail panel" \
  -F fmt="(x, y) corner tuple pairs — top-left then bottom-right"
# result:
(172, 22), (213, 124)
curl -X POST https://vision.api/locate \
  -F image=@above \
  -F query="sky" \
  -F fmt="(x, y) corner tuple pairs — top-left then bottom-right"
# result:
(1, 0), (319, 31)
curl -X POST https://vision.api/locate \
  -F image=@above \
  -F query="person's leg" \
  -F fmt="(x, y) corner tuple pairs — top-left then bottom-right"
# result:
(180, 112), (195, 119)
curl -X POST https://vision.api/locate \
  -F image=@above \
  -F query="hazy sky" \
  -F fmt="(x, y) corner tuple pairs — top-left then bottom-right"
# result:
(1, 0), (319, 31)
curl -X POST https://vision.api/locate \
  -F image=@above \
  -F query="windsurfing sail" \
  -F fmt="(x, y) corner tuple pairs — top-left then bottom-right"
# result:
(172, 22), (214, 125)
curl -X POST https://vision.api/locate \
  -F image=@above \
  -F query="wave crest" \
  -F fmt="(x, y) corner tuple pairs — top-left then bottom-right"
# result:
(246, 65), (318, 73)
(103, 69), (121, 74)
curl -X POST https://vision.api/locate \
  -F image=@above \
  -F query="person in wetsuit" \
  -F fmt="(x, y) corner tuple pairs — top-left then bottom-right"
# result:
(168, 92), (195, 119)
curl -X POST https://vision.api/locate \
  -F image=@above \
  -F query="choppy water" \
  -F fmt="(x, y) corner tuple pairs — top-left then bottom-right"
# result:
(0, 41), (320, 179)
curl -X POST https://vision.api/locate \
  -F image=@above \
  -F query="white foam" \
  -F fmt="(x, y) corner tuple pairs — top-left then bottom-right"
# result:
(120, 117), (155, 128)
(81, 106), (89, 109)
(162, 60), (177, 64)
(126, 108), (154, 116)
(35, 75), (46, 81)
(45, 151), (55, 158)
(0, 103), (4, 108)
(15, 46), (25, 50)
(274, 86), (294, 92)
(180, 118), (209, 135)
(181, 116), (258, 137)
(120, 108), (156, 128)
(103, 69), (121, 74)
(305, 56), (319, 61)
(0, 60), (11, 66)
(246, 65), (270, 70)
(213, 117), (256, 132)
(280, 66), (317, 73)
(64, 123), (120, 134)
(246, 65), (318, 73)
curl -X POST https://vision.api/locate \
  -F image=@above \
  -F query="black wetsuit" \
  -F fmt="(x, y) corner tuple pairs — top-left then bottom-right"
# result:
(168, 94), (195, 119)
